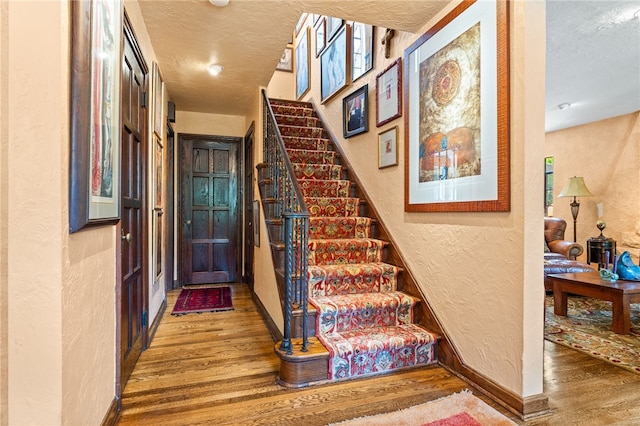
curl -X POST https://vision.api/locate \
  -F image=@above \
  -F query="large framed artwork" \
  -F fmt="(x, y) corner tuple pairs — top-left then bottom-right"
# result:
(342, 85), (368, 138)
(351, 22), (374, 81)
(376, 58), (402, 127)
(154, 135), (163, 209)
(153, 62), (163, 137)
(69, 0), (123, 233)
(404, 0), (510, 212)
(296, 27), (310, 99)
(320, 25), (349, 103)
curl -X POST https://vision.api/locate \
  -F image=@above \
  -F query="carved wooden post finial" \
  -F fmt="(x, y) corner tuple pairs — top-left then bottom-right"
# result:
(382, 29), (395, 58)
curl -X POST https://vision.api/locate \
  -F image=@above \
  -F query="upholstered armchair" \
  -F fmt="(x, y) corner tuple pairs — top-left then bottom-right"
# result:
(544, 217), (583, 260)
(543, 216), (594, 291)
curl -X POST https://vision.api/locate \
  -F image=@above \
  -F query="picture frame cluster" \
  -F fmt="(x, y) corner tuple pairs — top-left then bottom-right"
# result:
(286, 1), (510, 212)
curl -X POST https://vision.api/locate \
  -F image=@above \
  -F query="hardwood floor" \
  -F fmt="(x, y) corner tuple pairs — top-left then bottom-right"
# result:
(117, 284), (640, 425)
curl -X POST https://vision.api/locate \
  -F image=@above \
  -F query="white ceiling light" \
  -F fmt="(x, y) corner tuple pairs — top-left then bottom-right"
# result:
(208, 64), (224, 76)
(209, 0), (229, 6)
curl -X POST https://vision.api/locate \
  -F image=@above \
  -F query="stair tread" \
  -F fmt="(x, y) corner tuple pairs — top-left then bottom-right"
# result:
(309, 237), (388, 245)
(311, 292), (420, 335)
(308, 261), (401, 297)
(319, 323), (438, 380)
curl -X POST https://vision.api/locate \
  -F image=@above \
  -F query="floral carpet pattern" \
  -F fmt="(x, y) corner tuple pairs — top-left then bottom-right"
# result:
(272, 99), (438, 380)
(545, 296), (640, 374)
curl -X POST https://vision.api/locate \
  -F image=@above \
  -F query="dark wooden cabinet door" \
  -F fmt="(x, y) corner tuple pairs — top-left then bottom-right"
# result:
(120, 17), (147, 387)
(180, 135), (240, 285)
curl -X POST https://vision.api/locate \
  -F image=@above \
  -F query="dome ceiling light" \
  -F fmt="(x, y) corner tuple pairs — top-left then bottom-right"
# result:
(208, 64), (224, 76)
(209, 0), (229, 7)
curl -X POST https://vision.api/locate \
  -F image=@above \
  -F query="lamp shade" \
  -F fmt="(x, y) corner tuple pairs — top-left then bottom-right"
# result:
(558, 176), (593, 198)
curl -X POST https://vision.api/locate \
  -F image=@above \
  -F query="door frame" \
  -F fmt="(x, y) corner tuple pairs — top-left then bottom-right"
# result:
(243, 123), (255, 290)
(177, 133), (243, 286)
(165, 122), (177, 289)
(115, 11), (149, 402)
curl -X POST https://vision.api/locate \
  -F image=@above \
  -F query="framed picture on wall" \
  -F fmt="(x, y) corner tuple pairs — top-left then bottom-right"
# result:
(378, 126), (398, 168)
(155, 135), (163, 209)
(276, 47), (294, 72)
(155, 210), (163, 279)
(320, 25), (349, 102)
(153, 62), (163, 138)
(294, 13), (308, 36)
(315, 17), (326, 57)
(326, 16), (343, 41)
(375, 58), (402, 127)
(404, 0), (510, 212)
(69, 0), (123, 233)
(351, 22), (374, 81)
(296, 27), (310, 99)
(253, 200), (260, 247)
(342, 84), (368, 138)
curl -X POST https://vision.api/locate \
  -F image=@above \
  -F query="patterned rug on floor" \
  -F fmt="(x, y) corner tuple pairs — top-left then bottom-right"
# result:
(545, 296), (640, 374)
(329, 390), (516, 425)
(171, 286), (233, 316)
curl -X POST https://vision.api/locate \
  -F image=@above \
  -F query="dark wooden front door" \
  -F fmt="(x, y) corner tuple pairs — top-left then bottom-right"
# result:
(180, 134), (241, 285)
(119, 15), (148, 387)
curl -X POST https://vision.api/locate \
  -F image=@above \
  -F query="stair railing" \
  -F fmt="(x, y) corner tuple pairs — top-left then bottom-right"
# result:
(261, 90), (309, 354)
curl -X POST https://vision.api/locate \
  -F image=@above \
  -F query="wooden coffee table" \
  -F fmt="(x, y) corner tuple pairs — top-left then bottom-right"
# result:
(548, 271), (640, 334)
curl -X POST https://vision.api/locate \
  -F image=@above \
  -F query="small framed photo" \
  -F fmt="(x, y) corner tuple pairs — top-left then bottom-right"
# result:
(296, 27), (310, 99)
(276, 47), (293, 72)
(315, 17), (326, 57)
(343, 84), (368, 138)
(320, 25), (349, 102)
(375, 58), (402, 127)
(351, 22), (374, 81)
(326, 17), (343, 41)
(378, 126), (398, 168)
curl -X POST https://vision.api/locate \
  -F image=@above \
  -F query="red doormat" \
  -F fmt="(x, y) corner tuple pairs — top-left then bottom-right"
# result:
(171, 286), (233, 316)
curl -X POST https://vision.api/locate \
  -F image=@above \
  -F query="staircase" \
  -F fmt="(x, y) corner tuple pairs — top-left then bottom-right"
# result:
(261, 97), (440, 386)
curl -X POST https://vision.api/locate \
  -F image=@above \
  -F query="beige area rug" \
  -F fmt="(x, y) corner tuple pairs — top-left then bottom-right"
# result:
(330, 390), (516, 426)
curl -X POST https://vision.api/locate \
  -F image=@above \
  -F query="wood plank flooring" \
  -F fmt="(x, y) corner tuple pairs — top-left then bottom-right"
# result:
(117, 284), (640, 425)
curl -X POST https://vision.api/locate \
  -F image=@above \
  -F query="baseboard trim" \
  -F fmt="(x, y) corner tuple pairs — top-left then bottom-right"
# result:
(252, 291), (282, 342)
(100, 396), (120, 426)
(441, 362), (551, 420)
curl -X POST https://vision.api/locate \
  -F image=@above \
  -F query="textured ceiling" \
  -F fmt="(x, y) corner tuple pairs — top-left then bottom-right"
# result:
(546, 0), (640, 132)
(138, 0), (640, 130)
(138, 0), (450, 116)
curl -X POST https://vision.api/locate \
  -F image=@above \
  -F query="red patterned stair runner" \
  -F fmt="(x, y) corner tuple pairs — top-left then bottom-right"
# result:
(270, 99), (438, 380)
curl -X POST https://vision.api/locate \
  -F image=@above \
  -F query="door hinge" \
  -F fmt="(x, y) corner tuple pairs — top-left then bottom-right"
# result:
(142, 92), (148, 108)
(142, 311), (148, 327)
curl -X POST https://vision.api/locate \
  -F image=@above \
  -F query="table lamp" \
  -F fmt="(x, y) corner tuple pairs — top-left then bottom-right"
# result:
(558, 176), (593, 242)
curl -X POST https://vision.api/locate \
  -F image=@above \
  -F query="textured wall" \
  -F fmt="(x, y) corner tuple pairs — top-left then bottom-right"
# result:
(0, 1), (8, 422)
(263, 2), (547, 397)
(546, 112), (640, 264)
(175, 110), (247, 137)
